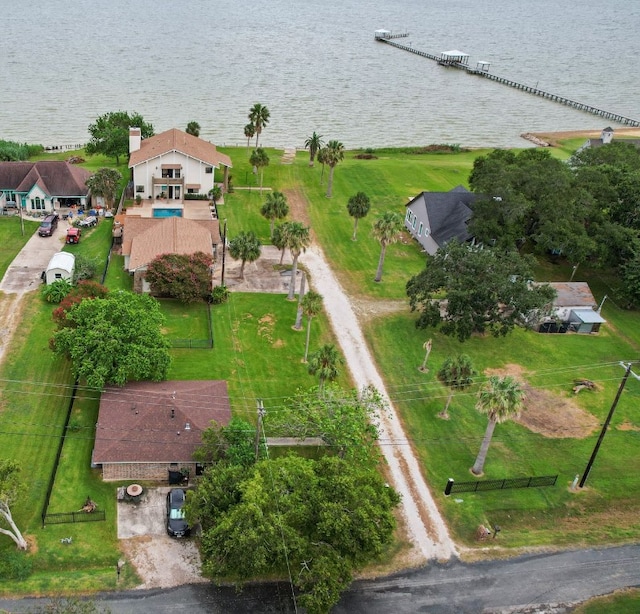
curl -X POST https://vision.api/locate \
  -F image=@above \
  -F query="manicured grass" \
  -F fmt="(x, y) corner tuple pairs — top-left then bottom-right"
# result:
(0, 217), (39, 280)
(158, 299), (211, 340)
(62, 218), (114, 278)
(574, 589), (640, 613)
(102, 255), (133, 291)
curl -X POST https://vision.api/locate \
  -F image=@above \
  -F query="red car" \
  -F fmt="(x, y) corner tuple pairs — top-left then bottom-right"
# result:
(66, 227), (81, 244)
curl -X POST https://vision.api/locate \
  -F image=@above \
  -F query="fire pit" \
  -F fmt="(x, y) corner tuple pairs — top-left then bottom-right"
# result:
(125, 483), (143, 501)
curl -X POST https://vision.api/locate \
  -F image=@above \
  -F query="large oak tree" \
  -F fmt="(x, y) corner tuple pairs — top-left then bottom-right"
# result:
(86, 111), (154, 165)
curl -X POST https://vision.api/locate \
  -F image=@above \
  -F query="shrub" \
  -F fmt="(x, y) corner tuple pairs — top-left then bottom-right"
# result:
(211, 284), (230, 304)
(41, 279), (73, 303)
(73, 254), (99, 283)
(0, 551), (33, 580)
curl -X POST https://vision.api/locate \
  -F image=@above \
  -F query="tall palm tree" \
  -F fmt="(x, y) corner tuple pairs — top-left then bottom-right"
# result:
(228, 231), (262, 280)
(248, 103), (270, 148)
(244, 123), (255, 151)
(308, 343), (344, 394)
(372, 211), (403, 282)
(272, 223), (288, 265)
(282, 221), (311, 300)
(260, 191), (289, 238)
(324, 140), (345, 198)
(85, 167), (122, 210)
(304, 132), (324, 167)
(346, 192), (371, 240)
(301, 290), (323, 362)
(437, 355), (476, 419)
(186, 121), (201, 137)
(471, 375), (525, 476)
(317, 146), (329, 184)
(249, 148), (270, 195)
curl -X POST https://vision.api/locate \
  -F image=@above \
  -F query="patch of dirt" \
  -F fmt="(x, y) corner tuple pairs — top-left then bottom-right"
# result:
(529, 128), (640, 147)
(351, 298), (409, 322)
(485, 364), (600, 439)
(617, 419), (640, 432)
(282, 187), (312, 228)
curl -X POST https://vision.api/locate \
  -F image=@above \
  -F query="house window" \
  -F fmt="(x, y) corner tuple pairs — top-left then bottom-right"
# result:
(136, 185), (144, 193)
(406, 209), (412, 222)
(412, 217), (416, 229)
(418, 222), (423, 236)
(31, 197), (44, 210)
(162, 169), (173, 178)
(205, 167), (213, 174)
(187, 188), (196, 194)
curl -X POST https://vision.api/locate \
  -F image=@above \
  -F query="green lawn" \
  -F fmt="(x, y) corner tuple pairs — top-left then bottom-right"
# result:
(0, 217), (39, 280)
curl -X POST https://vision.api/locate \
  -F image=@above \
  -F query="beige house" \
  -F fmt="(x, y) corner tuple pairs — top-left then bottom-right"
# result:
(120, 216), (221, 292)
(128, 127), (232, 201)
(92, 380), (231, 481)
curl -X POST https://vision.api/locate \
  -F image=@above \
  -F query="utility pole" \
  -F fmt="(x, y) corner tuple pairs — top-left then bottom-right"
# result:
(579, 362), (633, 488)
(293, 272), (306, 330)
(255, 399), (265, 460)
(221, 219), (228, 286)
(19, 201), (24, 237)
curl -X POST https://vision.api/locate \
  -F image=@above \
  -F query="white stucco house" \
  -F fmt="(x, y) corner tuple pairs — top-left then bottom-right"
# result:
(45, 252), (75, 285)
(128, 128), (232, 202)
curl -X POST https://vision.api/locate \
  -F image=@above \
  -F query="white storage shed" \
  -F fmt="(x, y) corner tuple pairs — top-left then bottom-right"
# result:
(45, 252), (75, 285)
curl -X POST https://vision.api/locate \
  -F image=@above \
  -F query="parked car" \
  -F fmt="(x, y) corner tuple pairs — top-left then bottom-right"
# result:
(38, 213), (59, 237)
(66, 227), (81, 244)
(166, 488), (190, 538)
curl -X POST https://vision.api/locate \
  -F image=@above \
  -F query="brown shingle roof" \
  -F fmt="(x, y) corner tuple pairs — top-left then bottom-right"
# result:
(128, 128), (232, 169)
(92, 380), (231, 464)
(0, 161), (91, 196)
(123, 217), (220, 271)
(547, 282), (597, 308)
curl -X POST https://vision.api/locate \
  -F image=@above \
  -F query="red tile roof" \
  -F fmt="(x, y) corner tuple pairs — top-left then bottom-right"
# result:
(92, 380), (231, 464)
(129, 128), (232, 169)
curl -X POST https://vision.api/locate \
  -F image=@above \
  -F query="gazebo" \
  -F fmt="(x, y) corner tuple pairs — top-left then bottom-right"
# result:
(439, 50), (470, 66)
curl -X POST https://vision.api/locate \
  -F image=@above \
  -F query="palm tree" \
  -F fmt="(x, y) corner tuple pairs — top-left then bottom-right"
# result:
(308, 343), (344, 393)
(244, 123), (255, 151)
(248, 103), (270, 148)
(324, 140), (345, 198)
(437, 355), (476, 419)
(372, 211), (403, 282)
(272, 223), (288, 265)
(249, 148), (270, 195)
(260, 191), (289, 238)
(471, 375), (525, 476)
(186, 121), (201, 137)
(317, 146), (329, 184)
(209, 185), (222, 206)
(304, 132), (324, 167)
(301, 290), (323, 362)
(346, 192), (371, 240)
(283, 221), (311, 300)
(85, 167), (122, 210)
(228, 231), (262, 280)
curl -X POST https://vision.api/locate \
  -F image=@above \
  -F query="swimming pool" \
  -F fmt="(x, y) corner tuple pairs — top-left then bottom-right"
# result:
(153, 208), (183, 218)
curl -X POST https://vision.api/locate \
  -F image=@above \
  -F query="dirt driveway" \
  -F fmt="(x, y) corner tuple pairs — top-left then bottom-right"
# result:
(117, 487), (207, 589)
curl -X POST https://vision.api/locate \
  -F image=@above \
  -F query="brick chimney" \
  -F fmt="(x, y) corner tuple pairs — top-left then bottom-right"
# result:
(129, 127), (142, 153)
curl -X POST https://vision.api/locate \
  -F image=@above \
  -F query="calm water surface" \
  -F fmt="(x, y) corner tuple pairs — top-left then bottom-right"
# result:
(1, 0), (639, 149)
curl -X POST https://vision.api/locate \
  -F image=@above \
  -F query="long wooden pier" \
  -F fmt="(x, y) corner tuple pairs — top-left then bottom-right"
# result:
(378, 38), (640, 127)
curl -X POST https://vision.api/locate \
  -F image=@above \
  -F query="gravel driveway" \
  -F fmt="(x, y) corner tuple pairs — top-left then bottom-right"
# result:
(117, 487), (206, 589)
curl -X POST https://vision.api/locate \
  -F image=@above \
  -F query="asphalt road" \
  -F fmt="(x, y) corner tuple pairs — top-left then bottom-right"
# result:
(1, 544), (639, 613)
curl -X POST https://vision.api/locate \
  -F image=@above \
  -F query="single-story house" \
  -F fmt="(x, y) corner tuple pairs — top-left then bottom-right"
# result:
(538, 281), (606, 334)
(405, 185), (481, 255)
(119, 216), (221, 292)
(579, 127), (640, 151)
(44, 252), (75, 285)
(0, 161), (92, 214)
(92, 380), (231, 481)
(128, 127), (232, 201)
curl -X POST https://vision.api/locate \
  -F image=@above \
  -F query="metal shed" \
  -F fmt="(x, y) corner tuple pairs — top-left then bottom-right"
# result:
(45, 252), (75, 285)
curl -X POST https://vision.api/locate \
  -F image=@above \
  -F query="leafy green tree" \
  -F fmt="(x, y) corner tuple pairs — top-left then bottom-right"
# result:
(621, 250), (640, 307)
(248, 103), (270, 148)
(193, 417), (258, 467)
(260, 190), (289, 237)
(301, 290), (323, 362)
(304, 132), (324, 167)
(324, 140), (345, 198)
(186, 121), (201, 137)
(570, 140), (640, 171)
(0, 139), (43, 161)
(41, 278), (73, 304)
(228, 231), (262, 280)
(72, 254), (99, 284)
(282, 221), (311, 300)
(86, 167), (122, 210)
(52, 281), (109, 329)
(188, 454), (399, 614)
(243, 123), (255, 150)
(372, 211), (403, 282)
(346, 192), (371, 240)
(471, 375), (525, 475)
(0, 459), (28, 550)
(145, 252), (213, 303)
(406, 241), (556, 342)
(308, 343), (344, 393)
(52, 291), (171, 388)
(208, 185), (222, 205)
(86, 111), (154, 165)
(437, 355), (476, 419)
(249, 147), (270, 195)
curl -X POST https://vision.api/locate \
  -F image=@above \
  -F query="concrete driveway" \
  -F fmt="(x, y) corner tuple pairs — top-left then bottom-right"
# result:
(117, 486), (206, 589)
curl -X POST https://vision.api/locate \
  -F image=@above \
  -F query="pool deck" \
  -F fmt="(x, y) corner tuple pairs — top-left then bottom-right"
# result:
(125, 199), (214, 220)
